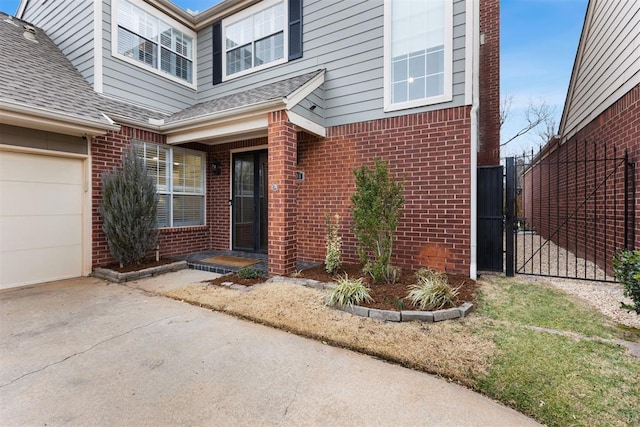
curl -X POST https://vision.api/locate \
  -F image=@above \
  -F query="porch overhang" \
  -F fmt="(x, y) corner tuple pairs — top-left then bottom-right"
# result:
(163, 70), (326, 145)
(165, 99), (282, 145)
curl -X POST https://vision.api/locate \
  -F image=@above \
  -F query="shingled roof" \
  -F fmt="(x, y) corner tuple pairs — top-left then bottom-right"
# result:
(1, 11), (323, 137)
(165, 70), (324, 124)
(0, 12), (115, 129)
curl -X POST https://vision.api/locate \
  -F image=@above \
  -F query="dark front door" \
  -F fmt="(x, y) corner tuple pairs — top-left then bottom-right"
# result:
(232, 151), (268, 252)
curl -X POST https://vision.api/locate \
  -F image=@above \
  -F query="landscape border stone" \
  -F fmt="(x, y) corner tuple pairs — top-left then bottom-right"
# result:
(93, 261), (187, 283)
(270, 276), (473, 323)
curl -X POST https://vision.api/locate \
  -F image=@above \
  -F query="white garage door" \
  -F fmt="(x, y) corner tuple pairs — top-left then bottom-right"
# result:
(0, 151), (84, 289)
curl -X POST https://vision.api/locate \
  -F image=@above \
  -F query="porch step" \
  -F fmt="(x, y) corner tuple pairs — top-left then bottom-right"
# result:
(183, 250), (268, 276)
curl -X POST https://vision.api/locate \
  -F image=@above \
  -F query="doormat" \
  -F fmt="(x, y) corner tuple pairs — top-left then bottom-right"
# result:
(201, 256), (261, 268)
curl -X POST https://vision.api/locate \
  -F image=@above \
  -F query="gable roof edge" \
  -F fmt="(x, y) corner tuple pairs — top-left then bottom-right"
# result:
(558, 0), (593, 141)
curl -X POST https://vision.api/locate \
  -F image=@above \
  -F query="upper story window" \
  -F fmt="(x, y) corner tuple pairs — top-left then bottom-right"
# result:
(113, 0), (196, 87)
(222, 0), (288, 80)
(134, 141), (205, 228)
(384, 0), (453, 111)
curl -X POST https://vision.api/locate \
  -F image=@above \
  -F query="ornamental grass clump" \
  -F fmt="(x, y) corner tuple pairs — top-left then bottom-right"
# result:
(100, 146), (158, 268)
(613, 249), (640, 314)
(407, 269), (459, 310)
(325, 275), (373, 308)
(325, 213), (342, 275)
(351, 158), (404, 284)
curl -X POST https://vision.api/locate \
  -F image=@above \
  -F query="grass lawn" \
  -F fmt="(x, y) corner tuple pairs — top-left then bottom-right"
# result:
(475, 278), (640, 426)
(166, 275), (640, 426)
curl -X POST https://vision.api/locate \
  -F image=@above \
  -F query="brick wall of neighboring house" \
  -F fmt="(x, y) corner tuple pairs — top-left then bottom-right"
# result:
(91, 126), (210, 268)
(478, 0), (500, 166)
(523, 84), (640, 275)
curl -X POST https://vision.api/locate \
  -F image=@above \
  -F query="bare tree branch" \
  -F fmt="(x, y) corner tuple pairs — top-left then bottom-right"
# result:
(500, 95), (512, 128)
(537, 116), (557, 144)
(500, 97), (555, 147)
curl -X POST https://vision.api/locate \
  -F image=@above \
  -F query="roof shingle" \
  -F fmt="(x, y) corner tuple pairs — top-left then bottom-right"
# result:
(0, 13), (112, 127)
(165, 70), (324, 124)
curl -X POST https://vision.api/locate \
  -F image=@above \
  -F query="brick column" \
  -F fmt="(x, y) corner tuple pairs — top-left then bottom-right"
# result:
(267, 110), (297, 276)
(478, 0), (500, 166)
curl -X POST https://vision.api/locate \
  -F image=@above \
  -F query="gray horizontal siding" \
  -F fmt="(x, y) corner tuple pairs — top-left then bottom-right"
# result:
(21, 0), (95, 86)
(100, 0), (196, 113)
(0, 125), (87, 155)
(563, 0), (640, 138)
(196, 0), (468, 128)
(291, 86), (324, 126)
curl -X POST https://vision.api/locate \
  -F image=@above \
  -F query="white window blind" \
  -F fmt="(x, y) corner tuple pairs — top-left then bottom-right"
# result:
(385, 0), (452, 110)
(116, 0), (194, 83)
(134, 141), (205, 228)
(224, 1), (285, 78)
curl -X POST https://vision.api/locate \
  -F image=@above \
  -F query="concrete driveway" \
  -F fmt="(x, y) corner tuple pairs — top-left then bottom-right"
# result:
(0, 273), (540, 426)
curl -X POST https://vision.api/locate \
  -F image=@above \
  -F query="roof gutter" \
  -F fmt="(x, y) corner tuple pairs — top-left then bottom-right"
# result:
(160, 98), (286, 132)
(146, 0), (260, 31)
(0, 99), (120, 136)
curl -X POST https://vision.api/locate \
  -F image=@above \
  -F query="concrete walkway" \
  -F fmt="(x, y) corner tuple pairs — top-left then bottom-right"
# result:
(0, 273), (541, 426)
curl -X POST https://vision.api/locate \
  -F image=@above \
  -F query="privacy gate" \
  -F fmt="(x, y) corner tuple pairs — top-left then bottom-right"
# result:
(505, 140), (636, 282)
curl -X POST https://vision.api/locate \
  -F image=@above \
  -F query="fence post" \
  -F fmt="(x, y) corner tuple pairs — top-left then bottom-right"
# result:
(625, 150), (636, 249)
(505, 157), (516, 276)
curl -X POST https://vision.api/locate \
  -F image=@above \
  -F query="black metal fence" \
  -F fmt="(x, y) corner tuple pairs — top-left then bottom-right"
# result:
(505, 140), (635, 282)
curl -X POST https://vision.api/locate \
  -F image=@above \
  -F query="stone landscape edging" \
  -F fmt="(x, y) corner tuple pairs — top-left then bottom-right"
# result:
(267, 276), (474, 322)
(93, 261), (187, 283)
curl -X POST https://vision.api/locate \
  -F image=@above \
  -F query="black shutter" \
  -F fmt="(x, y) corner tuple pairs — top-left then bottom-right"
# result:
(288, 0), (302, 60)
(212, 20), (222, 85)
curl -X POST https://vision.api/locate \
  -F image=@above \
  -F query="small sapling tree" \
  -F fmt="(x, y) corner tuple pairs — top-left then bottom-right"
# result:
(351, 158), (404, 284)
(325, 213), (342, 275)
(100, 146), (158, 268)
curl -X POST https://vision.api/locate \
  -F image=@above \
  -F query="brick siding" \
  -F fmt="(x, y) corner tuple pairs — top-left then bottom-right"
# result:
(523, 84), (640, 274)
(91, 126), (209, 268)
(295, 107), (473, 274)
(179, 107), (473, 276)
(478, 0), (500, 166)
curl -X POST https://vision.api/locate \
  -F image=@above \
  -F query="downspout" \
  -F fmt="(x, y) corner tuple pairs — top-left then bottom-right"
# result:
(469, 0), (480, 280)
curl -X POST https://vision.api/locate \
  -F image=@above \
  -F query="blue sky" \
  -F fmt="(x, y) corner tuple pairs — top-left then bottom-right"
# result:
(1, 0), (587, 156)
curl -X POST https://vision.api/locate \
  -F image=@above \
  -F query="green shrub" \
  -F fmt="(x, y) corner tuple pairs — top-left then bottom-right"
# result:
(415, 268), (448, 283)
(351, 158), (404, 284)
(325, 275), (373, 308)
(100, 146), (158, 268)
(407, 273), (459, 310)
(325, 213), (342, 275)
(237, 265), (265, 279)
(613, 249), (640, 314)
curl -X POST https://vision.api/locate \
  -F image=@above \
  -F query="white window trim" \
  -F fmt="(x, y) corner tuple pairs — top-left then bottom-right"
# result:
(383, 0), (453, 112)
(222, 0), (289, 82)
(111, 0), (198, 90)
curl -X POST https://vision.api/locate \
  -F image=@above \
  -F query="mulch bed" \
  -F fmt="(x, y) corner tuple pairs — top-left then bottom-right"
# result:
(207, 263), (478, 311)
(206, 275), (267, 287)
